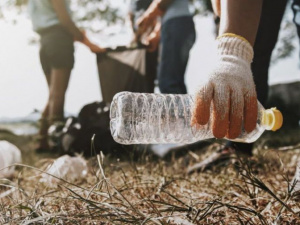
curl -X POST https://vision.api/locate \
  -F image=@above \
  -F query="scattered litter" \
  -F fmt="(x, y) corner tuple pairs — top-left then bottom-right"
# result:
(292, 161), (300, 192)
(167, 216), (194, 225)
(0, 140), (22, 178)
(40, 155), (88, 186)
(150, 144), (184, 158)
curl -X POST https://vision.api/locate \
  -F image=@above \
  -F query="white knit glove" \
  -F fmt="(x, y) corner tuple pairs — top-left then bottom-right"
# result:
(192, 34), (258, 139)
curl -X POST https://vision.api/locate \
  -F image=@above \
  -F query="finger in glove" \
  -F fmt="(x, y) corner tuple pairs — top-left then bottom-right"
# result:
(244, 93), (258, 133)
(226, 88), (243, 139)
(192, 82), (213, 126)
(212, 84), (230, 138)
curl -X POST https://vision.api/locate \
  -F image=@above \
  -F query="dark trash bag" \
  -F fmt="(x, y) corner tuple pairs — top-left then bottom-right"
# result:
(59, 101), (122, 157)
(49, 46), (157, 157)
(56, 101), (151, 159)
(97, 45), (157, 103)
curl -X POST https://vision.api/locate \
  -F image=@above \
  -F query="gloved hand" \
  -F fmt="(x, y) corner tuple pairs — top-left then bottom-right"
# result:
(192, 34), (257, 139)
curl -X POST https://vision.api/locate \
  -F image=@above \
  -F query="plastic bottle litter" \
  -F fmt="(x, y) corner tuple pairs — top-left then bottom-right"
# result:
(40, 155), (88, 185)
(0, 141), (22, 178)
(110, 92), (283, 144)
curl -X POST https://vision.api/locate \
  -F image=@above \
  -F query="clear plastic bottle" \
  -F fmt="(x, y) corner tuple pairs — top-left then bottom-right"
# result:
(110, 92), (283, 145)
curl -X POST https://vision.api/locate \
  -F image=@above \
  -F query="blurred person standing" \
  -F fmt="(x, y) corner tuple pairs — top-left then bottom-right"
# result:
(133, 0), (196, 157)
(137, 0), (196, 94)
(129, 0), (154, 43)
(28, 0), (104, 152)
(129, 0), (158, 93)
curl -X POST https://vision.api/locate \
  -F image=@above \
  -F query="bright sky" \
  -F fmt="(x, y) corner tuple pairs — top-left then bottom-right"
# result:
(0, 12), (300, 119)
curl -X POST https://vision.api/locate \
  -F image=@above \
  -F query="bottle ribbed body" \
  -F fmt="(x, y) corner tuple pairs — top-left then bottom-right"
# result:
(110, 92), (266, 145)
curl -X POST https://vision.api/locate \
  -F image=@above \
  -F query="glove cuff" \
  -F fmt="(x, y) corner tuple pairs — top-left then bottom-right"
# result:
(217, 33), (254, 63)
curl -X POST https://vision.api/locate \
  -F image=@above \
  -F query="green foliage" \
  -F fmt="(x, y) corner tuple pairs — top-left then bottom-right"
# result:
(14, 0), (28, 6)
(0, 0), (28, 7)
(191, 0), (213, 16)
(0, 0), (298, 62)
(0, 0), (27, 19)
(0, 0), (124, 30)
(71, 0), (126, 32)
(272, 16), (297, 64)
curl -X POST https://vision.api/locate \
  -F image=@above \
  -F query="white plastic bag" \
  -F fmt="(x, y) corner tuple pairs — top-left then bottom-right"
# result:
(0, 140), (22, 178)
(40, 155), (88, 185)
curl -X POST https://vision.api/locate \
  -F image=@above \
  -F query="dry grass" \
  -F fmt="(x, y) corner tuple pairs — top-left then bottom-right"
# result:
(1, 128), (300, 224)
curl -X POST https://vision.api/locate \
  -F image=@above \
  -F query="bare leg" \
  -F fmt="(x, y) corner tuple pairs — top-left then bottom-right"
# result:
(41, 73), (51, 120)
(219, 0), (263, 46)
(48, 68), (71, 122)
(37, 73), (50, 150)
(37, 69), (71, 151)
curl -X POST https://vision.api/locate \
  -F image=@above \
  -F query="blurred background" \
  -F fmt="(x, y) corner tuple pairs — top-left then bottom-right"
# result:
(0, 0), (300, 135)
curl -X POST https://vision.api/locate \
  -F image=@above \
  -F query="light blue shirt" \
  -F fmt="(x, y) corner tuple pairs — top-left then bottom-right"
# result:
(162, 0), (191, 24)
(28, 0), (71, 31)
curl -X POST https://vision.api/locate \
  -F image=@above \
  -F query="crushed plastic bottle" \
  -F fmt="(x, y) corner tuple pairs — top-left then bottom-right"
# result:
(110, 92), (283, 144)
(40, 155), (88, 186)
(0, 141), (22, 178)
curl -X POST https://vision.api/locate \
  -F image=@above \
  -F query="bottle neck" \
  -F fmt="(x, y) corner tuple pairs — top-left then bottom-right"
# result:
(261, 108), (283, 131)
(262, 110), (274, 130)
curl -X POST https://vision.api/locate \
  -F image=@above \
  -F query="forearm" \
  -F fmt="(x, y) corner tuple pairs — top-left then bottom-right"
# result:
(51, 0), (83, 41)
(129, 13), (135, 32)
(158, 0), (173, 11)
(211, 0), (221, 17)
(219, 0), (262, 46)
(153, 21), (161, 38)
(147, 0), (173, 18)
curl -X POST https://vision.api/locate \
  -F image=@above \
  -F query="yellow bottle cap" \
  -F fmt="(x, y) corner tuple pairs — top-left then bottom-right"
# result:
(263, 107), (283, 131)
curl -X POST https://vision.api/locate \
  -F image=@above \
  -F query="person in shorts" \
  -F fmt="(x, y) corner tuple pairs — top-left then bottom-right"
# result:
(28, 0), (104, 152)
